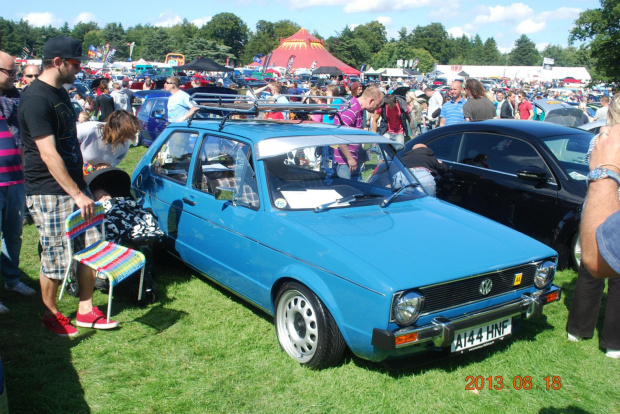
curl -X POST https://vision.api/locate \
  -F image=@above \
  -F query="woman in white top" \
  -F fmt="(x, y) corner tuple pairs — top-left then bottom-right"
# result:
(77, 110), (140, 171)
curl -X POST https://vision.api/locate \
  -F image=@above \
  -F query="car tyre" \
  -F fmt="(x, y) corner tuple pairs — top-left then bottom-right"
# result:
(572, 232), (582, 270)
(275, 282), (346, 369)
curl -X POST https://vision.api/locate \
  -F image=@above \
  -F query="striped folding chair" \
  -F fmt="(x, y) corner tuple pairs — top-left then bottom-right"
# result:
(60, 202), (146, 322)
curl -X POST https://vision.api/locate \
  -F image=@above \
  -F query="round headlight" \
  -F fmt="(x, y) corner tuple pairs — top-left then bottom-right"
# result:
(393, 291), (424, 326)
(534, 260), (556, 288)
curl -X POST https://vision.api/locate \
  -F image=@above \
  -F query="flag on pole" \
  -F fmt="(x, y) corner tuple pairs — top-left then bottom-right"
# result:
(253, 54), (263, 64)
(286, 55), (296, 74)
(262, 52), (272, 74)
(310, 60), (318, 71)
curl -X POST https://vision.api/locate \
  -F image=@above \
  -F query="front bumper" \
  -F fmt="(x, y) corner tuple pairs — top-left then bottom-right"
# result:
(372, 285), (561, 350)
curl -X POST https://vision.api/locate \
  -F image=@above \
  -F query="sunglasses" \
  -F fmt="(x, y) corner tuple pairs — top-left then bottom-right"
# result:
(0, 68), (17, 77)
(63, 59), (82, 68)
(25, 74), (39, 78)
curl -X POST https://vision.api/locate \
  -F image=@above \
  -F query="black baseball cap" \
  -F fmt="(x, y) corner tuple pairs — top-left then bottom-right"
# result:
(42, 36), (89, 60)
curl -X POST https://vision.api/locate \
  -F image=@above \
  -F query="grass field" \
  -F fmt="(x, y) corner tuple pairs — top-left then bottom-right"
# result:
(1, 146), (619, 414)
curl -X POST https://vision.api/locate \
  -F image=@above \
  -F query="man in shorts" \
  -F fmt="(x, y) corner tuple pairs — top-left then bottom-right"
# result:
(18, 36), (118, 337)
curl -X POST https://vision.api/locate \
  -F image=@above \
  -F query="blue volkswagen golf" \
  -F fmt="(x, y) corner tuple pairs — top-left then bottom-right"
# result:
(131, 95), (561, 368)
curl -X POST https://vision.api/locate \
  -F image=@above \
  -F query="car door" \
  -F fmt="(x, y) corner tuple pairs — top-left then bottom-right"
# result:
(146, 129), (199, 259)
(145, 98), (169, 146)
(430, 132), (560, 246)
(179, 133), (265, 304)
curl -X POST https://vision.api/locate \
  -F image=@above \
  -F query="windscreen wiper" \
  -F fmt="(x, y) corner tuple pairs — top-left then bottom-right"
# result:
(380, 184), (419, 208)
(314, 194), (363, 213)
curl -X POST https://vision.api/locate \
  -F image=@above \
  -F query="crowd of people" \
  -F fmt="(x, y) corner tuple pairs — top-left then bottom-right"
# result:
(1, 36), (619, 357)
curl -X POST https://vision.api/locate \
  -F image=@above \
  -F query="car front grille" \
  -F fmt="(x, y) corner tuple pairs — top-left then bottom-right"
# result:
(417, 262), (541, 315)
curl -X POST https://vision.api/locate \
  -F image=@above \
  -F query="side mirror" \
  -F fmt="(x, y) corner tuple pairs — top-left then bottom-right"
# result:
(152, 112), (165, 119)
(516, 166), (547, 181)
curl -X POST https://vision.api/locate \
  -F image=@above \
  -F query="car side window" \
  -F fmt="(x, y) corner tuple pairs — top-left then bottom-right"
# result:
(152, 131), (198, 184)
(151, 99), (167, 118)
(426, 134), (460, 162)
(460, 133), (548, 176)
(141, 99), (155, 116)
(193, 135), (259, 209)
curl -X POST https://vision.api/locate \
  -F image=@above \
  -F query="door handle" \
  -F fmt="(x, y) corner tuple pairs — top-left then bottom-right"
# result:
(182, 197), (196, 206)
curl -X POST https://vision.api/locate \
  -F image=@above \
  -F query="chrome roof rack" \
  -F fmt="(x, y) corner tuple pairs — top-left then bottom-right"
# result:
(187, 92), (351, 130)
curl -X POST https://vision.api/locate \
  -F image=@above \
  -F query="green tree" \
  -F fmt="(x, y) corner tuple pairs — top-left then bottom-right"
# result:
(83, 30), (105, 58)
(183, 37), (233, 63)
(142, 29), (172, 61)
(507, 34), (541, 66)
(409, 23), (454, 64)
(101, 23), (127, 59)
(481, 37), (503, 65)
(241, 20), (300, 64)
(466, 34), (484, 64)
(125, 24), (155, 61)
(167, 19), (198, 53)
(199, 13), (249, 59)
(72, 22), (100, 45)
(449, 35), (472, 65)
(570, 0), (620, 82)
(370, 43), (434, 73)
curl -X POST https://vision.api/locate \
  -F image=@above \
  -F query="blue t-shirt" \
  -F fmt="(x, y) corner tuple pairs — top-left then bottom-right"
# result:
(440, 98), (466, 125)
(597, 210), (620, 275)
(167, 91), (195, 123)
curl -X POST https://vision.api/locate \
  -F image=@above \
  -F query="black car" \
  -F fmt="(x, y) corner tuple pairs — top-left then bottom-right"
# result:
(399, 119), (594, 269)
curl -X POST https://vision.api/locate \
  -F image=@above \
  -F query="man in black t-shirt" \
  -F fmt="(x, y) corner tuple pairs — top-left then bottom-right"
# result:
(18, 36), (118, 337)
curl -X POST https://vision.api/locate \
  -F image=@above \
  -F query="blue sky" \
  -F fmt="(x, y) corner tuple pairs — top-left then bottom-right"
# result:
(5, 0), (599, 53)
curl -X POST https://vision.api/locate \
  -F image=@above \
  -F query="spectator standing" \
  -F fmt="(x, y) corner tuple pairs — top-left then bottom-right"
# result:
(568, 95), (620, 358)
(463, 79), (496, 121)
(0, 52), (36, 314)
(84, 95), (96, 120)
(349, 81), (363, 98)
(495, 90), (505, 118)
(120, 80), (134, 109)
(501, 91), (517, 119)
(425, 87), (443, 129)
(517, 91), (534, 120)
(22, 65), (40, 90)
(18, 36), (118, 336)
(406, 91), (423, 136)
(95, 82), (114, 121)
(594, 96), (610, 122)
(374, 94), (410, 144)
(334, 86), (384, 180)
(143, 77), (155, 90)
(110, 82), (130, 112)
(323, 85), (344, 124)
(439, 81), (465, 127)
(164, 76), (199, 123)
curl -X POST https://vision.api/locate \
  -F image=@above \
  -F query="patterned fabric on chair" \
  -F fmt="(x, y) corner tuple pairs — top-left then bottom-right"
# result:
(61, 202), (146, 322)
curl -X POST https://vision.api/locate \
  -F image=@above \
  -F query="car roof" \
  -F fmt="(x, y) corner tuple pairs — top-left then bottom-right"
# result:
(404, 119), (592, 151)
(532, 99), (576, 111)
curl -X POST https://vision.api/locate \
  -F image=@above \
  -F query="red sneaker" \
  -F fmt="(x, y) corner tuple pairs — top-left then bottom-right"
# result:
(76, 307), (118, 330)
(42, 312), (78, 337)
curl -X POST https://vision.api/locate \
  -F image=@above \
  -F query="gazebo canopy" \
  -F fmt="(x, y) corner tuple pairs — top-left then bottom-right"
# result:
(176, 58), (232, 72)
(265, 28), (359, 75)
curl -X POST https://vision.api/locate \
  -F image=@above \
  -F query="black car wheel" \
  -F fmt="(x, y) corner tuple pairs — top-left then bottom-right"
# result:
(275, 282), (346, 369)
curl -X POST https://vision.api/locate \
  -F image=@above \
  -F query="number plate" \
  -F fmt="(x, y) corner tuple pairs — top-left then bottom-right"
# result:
(451, 318), (512, 352)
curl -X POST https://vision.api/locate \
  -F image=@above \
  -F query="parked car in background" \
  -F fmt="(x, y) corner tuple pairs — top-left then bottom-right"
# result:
(134, 91), (171, 147)
(533, 100), (588, 127)
(131, 97), (561, 369)
(400, 119), (593, 269)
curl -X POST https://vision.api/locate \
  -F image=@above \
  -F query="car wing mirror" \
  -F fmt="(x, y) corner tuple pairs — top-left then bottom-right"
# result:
(516, 166), (547, 181)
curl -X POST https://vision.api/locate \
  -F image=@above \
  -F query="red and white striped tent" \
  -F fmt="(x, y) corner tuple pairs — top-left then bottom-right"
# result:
(265, 28), (359, 75)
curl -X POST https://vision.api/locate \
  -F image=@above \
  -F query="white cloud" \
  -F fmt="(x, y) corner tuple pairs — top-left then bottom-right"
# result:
(498, 45), (513, 54)
(343, 0), (432, 13)
(154, 11), (182, 28)
(74, 12), (97, 25)
(473, 3), (533, 24)
(376, 16), (393, 27)
(447, 27), (471, 39)
(536, 42), (549, 51)
(348, 24), (360, 30)
(538, 7), (581, 21)
(192, 16), (212, 27)
(287, 0), (432, 12)
(516, 19), (546, 34)
(22, 12), (60, 27)
(428, 2), (461, 20)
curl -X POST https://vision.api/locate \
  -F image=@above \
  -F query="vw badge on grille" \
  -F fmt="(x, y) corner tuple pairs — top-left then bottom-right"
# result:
(479, 279), (493, 295)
